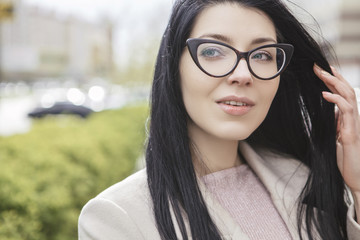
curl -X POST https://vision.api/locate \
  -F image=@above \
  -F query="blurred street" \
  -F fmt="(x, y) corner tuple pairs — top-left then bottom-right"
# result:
(0, 80), (149, 136)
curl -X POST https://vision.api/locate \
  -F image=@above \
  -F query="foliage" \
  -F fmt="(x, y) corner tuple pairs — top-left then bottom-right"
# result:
(0, 104), (148, 240)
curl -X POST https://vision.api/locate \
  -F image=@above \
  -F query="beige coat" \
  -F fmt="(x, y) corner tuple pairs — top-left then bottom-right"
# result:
(78, 141), (360, 239)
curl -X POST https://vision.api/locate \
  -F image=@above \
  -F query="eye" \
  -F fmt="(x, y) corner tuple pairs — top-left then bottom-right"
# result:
(251, 51), (273, 61)
(199, 47), (223, 58)
(197, 42), (231, 60)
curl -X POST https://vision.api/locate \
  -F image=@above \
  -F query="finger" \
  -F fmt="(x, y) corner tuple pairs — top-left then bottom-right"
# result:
(322, 92), (353, 122)
(315, 65), (357, 105)
(323, 91), (358, 143)
(331, 66), (352, 88)
(314, 65), (347, 94)
(330, 66), (358, 108)
(314, 64), (338, 93)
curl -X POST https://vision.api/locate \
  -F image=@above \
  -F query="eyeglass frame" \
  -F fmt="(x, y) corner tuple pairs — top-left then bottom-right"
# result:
(186, 38), (294, 80)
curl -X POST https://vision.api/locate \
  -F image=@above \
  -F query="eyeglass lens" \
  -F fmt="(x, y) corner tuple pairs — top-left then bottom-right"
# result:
(197, 43), (286, 79)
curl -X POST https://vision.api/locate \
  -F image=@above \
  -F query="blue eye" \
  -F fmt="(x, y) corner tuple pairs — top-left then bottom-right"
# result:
(251, 51), (272, 61)
(198, 45), (226, 59)
(200, 48), (221, 57)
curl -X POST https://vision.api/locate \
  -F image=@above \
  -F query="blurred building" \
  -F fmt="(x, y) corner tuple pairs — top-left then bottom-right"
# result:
(0, 0), (113, 83)
(336, 0), (360, 87)
(292, 0), (360, 87)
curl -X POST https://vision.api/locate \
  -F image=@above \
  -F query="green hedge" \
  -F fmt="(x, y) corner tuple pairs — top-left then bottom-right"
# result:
(0, 104), (148, 240)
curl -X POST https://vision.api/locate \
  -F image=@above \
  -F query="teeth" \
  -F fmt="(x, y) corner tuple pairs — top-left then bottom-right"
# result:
(224, 101), (248, 106)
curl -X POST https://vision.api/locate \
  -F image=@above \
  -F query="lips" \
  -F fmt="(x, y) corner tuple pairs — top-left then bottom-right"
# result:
(216, 96), (254, 116)
(222, 101), (249, 106)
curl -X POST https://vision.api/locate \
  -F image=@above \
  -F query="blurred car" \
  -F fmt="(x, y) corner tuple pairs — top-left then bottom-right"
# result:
(28, 102), (93, 119)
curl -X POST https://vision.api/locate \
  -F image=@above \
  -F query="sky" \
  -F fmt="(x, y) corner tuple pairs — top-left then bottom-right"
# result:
(23, 0), (173, 22)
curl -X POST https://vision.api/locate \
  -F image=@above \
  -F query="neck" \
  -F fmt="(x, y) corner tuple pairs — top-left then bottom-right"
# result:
(188, 123), (242, 176)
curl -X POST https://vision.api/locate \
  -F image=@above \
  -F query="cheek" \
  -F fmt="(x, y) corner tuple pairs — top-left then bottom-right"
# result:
(180, 53), (212, 106)
(258, 78), (280, 106)
(180, 54), (200, 119)
(180, 56), (195, 108)
(254, 78), (280, 125)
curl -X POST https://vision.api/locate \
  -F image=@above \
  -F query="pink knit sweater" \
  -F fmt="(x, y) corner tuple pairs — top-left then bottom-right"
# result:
(202, 164), (293, 240)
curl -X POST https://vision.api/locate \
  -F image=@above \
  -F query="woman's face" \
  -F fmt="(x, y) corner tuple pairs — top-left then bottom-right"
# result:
(180, 3), (280, 141)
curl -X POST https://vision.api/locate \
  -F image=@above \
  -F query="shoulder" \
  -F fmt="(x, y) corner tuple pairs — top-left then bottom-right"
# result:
(78, 169), (161, 240)
(97, 168), (149, 203)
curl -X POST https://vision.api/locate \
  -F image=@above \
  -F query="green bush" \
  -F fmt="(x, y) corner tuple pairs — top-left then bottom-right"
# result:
(0, 104), (148, 240)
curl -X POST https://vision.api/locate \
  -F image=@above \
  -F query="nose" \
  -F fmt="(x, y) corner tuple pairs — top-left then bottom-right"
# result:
(226, 59), (253, 86)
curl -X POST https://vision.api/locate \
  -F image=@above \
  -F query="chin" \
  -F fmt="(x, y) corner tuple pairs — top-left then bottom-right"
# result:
(214, 129), (254, 141)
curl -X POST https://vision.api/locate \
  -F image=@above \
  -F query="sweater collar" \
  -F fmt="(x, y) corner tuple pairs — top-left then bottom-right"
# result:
(197, 141), (309, 239)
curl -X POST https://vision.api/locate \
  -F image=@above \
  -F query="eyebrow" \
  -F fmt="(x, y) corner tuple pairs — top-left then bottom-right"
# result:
(251, 37), (277, 44)
(198, 33), (233, 43)
(198, 33), (277, 45)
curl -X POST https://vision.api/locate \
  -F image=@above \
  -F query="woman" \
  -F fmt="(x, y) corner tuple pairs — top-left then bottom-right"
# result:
(79, 0), (360, 239)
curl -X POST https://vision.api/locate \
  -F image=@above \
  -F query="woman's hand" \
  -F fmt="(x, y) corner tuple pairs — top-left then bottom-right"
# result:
(314, 64), (360, 223)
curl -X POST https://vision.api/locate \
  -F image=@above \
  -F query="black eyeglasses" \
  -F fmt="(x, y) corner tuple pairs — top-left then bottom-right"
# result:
(186, 38), (294, 80)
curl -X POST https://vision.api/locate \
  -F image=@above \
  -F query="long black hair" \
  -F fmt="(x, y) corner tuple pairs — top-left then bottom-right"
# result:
(146, 0), (348, 239)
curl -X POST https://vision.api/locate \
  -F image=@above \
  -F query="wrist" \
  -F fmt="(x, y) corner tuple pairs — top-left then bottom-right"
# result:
(352, 191), (360, 223)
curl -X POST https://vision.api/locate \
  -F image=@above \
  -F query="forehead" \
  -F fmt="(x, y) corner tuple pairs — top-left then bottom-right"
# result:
(189, 3), (277, 47)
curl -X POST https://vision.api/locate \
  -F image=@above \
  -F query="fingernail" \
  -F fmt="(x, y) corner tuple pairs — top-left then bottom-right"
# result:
(321, 70), (331, 76)
(322, 91), (331, 96)
(330, 66), (337, 73)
